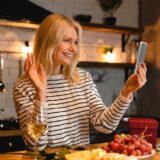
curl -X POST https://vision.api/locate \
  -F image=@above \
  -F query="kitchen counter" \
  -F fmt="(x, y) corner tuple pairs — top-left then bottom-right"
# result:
(0, 130), (22, 137)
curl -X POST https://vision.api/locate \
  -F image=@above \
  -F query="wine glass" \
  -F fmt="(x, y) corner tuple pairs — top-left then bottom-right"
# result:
(26, 106), (47, 160)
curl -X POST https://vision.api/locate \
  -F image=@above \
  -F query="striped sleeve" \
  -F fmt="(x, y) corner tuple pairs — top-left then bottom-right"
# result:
(87, 72), (133, 133)
(13, 77), (48, 151)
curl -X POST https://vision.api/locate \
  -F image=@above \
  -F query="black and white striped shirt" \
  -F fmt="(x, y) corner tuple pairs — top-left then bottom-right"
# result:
(13, 68), (132, 150)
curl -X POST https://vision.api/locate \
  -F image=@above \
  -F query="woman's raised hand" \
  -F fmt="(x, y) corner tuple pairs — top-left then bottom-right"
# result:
(121, 63), (147, 98)
(24, 53), (47, 101)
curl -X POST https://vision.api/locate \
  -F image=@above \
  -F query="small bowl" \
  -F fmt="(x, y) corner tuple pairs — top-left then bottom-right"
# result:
(74, 14), (92, 23)
(136, 150), (156, 160)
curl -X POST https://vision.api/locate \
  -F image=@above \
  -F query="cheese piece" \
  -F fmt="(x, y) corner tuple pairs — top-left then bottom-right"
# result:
(65, 150), (91, 160)
(91, 148), (107, 160)
(91, 149), (137, 160)
(65, 148), (137, 160)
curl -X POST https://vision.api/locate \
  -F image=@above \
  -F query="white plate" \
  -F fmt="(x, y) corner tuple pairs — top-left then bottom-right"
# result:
(136, 150), (156, 160)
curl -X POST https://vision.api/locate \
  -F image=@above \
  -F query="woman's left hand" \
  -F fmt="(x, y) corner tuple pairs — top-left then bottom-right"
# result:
(24, 53), (47, 102)
(121, 63), (147, 98)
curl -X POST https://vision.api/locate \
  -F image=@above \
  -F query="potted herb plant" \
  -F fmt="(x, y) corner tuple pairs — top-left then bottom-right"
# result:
(97, 0), (123, 25)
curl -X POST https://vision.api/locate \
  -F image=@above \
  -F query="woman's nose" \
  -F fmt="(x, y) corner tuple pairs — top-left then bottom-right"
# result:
(69, 42), (76, 51)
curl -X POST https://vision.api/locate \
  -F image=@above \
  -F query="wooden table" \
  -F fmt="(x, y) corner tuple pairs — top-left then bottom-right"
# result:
(0, 144), (160, 160)
(0, 151), (33, 160)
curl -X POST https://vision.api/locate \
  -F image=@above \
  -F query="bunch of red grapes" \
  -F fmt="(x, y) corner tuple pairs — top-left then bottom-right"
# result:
(101, 133), (153, 156)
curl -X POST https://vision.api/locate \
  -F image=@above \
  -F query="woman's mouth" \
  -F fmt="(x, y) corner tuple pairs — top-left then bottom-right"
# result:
(63, 52), (74, 58)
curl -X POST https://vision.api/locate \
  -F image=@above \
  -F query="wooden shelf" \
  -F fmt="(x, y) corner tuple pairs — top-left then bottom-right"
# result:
(81, 22), (143, 34)
(0, 19), (39, 29)
(0, 19), (143, 35)
(78, 61), (135, 69)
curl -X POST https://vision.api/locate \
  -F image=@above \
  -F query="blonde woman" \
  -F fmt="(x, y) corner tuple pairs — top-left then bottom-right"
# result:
(13, 13), (147, 151)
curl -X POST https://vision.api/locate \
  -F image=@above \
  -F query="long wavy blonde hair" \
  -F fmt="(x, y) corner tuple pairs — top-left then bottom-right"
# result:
(33, 13), (82, 84)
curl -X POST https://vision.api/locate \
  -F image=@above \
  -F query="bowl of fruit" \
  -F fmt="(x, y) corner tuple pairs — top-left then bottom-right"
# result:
(136, 150), (155, 160)
(101, 132), (155, 160)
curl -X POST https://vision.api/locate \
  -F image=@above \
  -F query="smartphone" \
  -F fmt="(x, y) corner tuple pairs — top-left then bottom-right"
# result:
(134, 41), (148, 73)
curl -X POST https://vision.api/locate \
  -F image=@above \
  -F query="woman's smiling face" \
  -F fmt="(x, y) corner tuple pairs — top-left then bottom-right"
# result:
(53, 26), (78, 72)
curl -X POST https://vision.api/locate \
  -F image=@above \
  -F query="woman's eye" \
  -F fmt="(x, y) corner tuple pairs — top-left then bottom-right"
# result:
(63, 38), (78, 46)
(74, 41), (78, 45)
(63, 39), (70, 42)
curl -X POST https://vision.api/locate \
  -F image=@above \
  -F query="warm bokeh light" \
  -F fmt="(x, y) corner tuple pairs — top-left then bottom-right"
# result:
(103, 51), (115, 63)
(21, 46), (32, 58)
(20, 42), (33, 75)
(21, 46), (32, 54)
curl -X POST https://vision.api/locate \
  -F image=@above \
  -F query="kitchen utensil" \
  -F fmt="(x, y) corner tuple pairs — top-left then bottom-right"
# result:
(0, 55), (5, 92)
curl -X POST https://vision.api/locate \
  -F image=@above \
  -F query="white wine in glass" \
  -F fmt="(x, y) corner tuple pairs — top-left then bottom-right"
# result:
(26, 107), (47, 160)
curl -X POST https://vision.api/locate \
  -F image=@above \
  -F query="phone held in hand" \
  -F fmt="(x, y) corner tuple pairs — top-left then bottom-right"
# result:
(134, 41), (148, 74)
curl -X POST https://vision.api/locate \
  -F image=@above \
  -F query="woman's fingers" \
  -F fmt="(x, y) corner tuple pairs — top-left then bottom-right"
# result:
(27, 53), (31, 65)
(31, 53), (35, 67)
(140, 63), (147, 78)
(137, 63), (147, 85)
(142, 63), (147, 71)
(38, 64), (45, 75)
(24, 53), (37, 75)
(24, 56), (29, 73)
(123, 63), (147, 95)
(27, 53), (37, 69)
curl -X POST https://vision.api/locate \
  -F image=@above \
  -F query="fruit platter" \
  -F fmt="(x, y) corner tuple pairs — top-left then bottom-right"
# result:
(100, 132), (155, 160)
(101, 133), (153, 156)
(64, 129), (156, 160)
